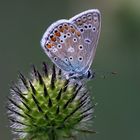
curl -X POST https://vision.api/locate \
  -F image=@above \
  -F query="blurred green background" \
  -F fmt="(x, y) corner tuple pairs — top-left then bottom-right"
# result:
(0, 0), (140, 139)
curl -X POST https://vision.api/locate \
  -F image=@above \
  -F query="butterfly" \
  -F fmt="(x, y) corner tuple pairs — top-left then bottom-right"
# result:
(41, 9), (101, 80)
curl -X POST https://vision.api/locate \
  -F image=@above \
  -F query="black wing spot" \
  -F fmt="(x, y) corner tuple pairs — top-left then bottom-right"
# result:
(92, 26), (96, 32)
(78, 56), (83, 61)
(84, 38), (91, 44)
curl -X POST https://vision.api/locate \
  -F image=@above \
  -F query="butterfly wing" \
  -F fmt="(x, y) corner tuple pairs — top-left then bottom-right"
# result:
(69, 9), (101, 74)
(41, 9), (101, 76)
(41, 19), (75, 72)
(41, 19), (88, 73)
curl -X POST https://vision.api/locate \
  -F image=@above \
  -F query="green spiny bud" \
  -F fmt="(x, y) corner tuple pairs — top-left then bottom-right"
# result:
(7, 62), (95, 140)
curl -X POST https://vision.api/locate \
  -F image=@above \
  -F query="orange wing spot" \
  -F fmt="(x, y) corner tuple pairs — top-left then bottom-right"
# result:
(51, 37), (56, 42)
(54, 30), (61, 37)
(64, 24), (69, 30)
(70, 28), (75, 33)
(50, 34), (56, 42)
(76, 31), (81, 36)
(46, 43), (52, 49)
(59, 25), (65, 32)
(59, 28), (64, 32)
(69, 25), (76, 33)
(77, 19), (83, 25)
(52, 42), (56, 47)
(55, 31), (61, 37)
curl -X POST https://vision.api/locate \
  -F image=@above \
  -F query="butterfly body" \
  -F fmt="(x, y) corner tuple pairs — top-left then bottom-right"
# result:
(41, 9), (101, 80)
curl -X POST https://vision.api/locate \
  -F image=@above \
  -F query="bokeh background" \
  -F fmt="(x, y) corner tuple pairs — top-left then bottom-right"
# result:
(0, 0), (140, 139)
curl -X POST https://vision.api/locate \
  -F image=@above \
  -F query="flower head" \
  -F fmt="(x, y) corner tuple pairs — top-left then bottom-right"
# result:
(7, 62), (95, 140)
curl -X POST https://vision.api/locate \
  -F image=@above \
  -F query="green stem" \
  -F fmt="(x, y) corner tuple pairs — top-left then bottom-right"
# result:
(48, 127), (57, 140)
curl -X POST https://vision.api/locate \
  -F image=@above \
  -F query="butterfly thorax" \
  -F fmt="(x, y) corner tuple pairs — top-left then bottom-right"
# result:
(65, 69), (95, 82)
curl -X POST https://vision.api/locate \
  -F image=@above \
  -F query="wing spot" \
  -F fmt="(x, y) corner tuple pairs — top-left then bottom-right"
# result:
(70, 25), (74, 28)
(84, 25), (88, 29)
(67, 47), (74, 53)
(77, 18), (82, 25)
(70, 28), (75, 34)
(52, 48), (58, 53)
(54, 30), (61, 37)
(67, 33), (71, 37)
(84, 38), (91, 44)
(80, 28), (84, 33)
(60, 40), (64, 43)
(50, 34), (53, 38)
(64, 58), (68, 62)
(50, 34), (56, 42)
(82, 16), (87, 22)
(63, 35), (67, 39)
(54, 30), (58, 33)
(92, 27), (96, 32)
(69, 56), (73, 61)
(70, 25), (75, 33)
(76, 31), (81, 37)
(88, 24), (92, 28)
(64, 24), (69, 30)
(58, 25), (65, 32)
(73, 38), (77, 42)
(46, 42), (52, 49)
(57, 44), (62, 49)
(87, 14), (92, 21)
(59, 25), (62, 28)
(93, 15), (98, 22)
(78, 45), (83, 50)
(54, 57), (57, 61)
(78, 56), (83, 62)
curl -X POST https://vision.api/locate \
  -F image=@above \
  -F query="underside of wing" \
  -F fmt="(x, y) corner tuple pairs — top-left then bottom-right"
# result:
(41, 9), (101, 75)
(69, 9), (101, 73)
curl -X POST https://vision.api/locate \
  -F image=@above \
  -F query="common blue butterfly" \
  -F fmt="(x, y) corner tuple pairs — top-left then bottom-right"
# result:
(41, 9), (101, 80)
